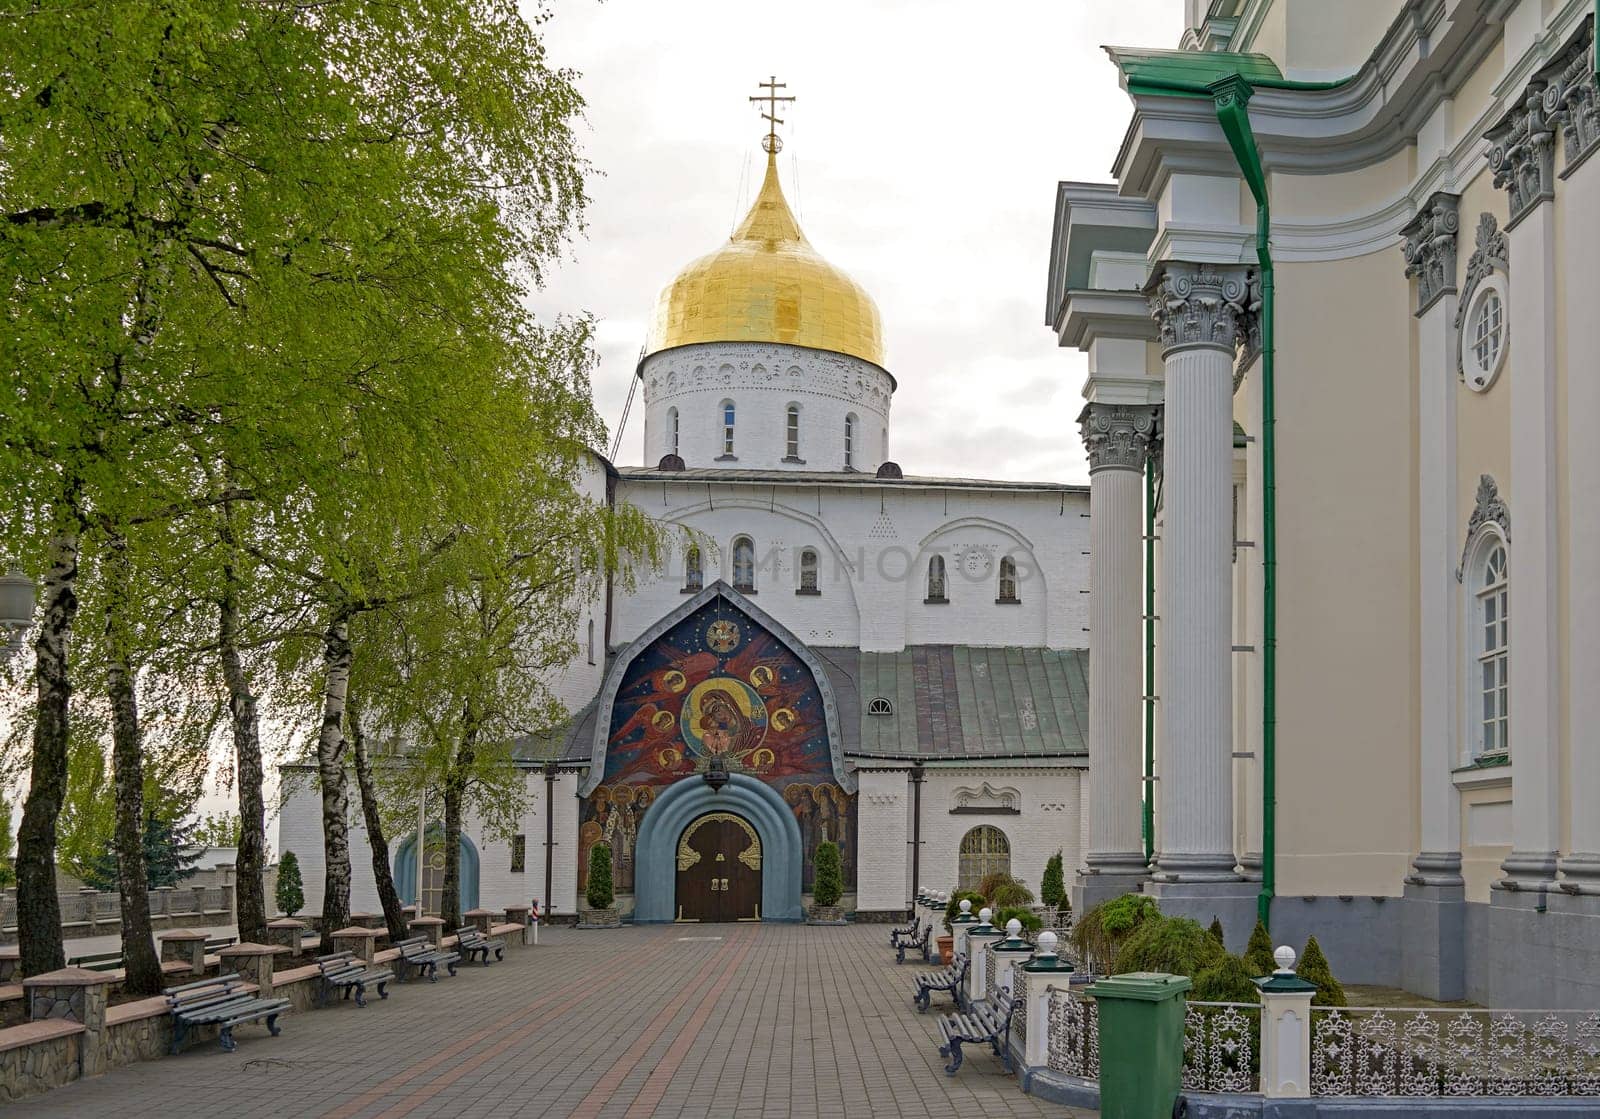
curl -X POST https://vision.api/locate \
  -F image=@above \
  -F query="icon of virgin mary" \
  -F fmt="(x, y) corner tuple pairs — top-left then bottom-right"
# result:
(680, 676), (769, 764)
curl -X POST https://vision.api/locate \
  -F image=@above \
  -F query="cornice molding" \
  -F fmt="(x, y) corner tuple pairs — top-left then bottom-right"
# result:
(1401, 191), (1461, 316)
(1056, 288), (1161, 349)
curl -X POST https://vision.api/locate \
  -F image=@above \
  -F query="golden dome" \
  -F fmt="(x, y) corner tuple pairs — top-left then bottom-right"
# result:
(645, 152), (886, 368)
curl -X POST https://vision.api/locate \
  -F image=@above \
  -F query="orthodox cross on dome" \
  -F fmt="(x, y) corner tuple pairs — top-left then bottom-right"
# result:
(749, 75), (795, 154)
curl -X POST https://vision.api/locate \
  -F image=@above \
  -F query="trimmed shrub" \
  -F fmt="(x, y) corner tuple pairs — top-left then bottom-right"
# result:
(812, 840), (842, 907)
(1208, 916), (1226, 947)
(1040, 850), (1066, 912)
(586, 843), (614, 910)
(275, 850), (304, 917)
(977, 871), (1035, 908)
(944, 889), (987, 933)
(1298, 935), (1347, 1007)
(1112, 914), (1225, 977)
(1191, 951), (1261, 1004)
(1244, 918), (1276, 976)
(995, 905), (1043, 936)
(1071, 892), (1158, 972)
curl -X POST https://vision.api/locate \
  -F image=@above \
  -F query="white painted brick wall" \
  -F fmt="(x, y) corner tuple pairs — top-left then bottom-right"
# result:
(855, 769), (910, 910)
(913, 768), (1084, 899)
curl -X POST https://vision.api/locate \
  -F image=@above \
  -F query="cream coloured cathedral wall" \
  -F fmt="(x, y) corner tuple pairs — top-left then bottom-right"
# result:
(1269, 249), (1419, 896)
(1238, 0), (1402, 80)
(912, 768), (1083, 903)
(610, 479), (1089, 654)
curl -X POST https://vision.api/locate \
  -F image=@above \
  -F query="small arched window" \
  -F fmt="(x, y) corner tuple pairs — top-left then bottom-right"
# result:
(997, 556), (1020, 603)
(867, 697), (894, 716)
(667, 407), (679, 457)
(785, 404), (801, 461)
(720, 400), (736, 457)
(732, 536), (756, 592)
(844, 413), (857, 470)
(797, 548), (819, 594)
(957, 825), (1010, 892)
(1475, 539), (1509, 757)
(586, 618), (595, 665)
(684, 545), (703, 593)
(926, 555), (948, 603)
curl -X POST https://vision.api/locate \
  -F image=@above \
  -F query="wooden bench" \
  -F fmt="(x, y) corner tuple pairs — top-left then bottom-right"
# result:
(165, 973), (289, 1054)
(393, 936), (460, 983)
(453, 925), (504, 966)
(895, 922), (933, 965)
(887, 916), (918, 947)
(912, 952), (969, 1013)
(936, 991), (1015, 1076)
(315, 950), (393, 1008)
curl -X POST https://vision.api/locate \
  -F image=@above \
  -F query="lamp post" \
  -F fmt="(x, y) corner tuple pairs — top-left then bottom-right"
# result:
(0, 567), (35, 659)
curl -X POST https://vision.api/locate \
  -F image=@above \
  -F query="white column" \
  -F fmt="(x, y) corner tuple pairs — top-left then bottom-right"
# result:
(1402, 193), (1464, 886)
(1558, 58), (1600, 887)
(1147, 263), (1248, 882)
(1489, 99), (1561, 886)
(1079, 404), (1160, 878)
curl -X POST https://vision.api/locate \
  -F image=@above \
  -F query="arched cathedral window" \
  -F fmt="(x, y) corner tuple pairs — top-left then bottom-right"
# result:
(797, 547), (819, 594)
(997, 556), (1020, 604)
(844, 413), (857, 470)
(720, 400), (736, 457)
(732, 536), (756, 593)
(926, 555), (948, 604)
(667, 407), (679, 457)
(1472, 537), (1509, 758)
(684, 545), (703, 593)
(785, 403), (801, 461)
(957, 825), (1010, 892)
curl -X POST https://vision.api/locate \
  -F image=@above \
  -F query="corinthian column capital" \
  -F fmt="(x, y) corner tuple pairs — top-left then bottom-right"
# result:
(1401, 191), (1461, 317)
(1078, 403), (1160, 474)
(1145, 262), (1257, 357)
(1487, 79), (1557, 226)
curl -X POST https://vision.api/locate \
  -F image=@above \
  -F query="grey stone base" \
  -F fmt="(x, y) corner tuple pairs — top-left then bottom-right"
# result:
(1018, 1067), (1100, 1111)
(1071, 871), (1149, 917)
(852, 909), (909, 924)
(1400, 880), (1465, 1001)
(1143, 878), (1262, 953)
(1181, 1095), (1600, 1117)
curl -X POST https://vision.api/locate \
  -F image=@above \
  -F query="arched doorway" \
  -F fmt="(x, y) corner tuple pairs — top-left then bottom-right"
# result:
(675, 812), (762, 922)
(957, 825), (1010, 891)
(393, 826), (480, 914)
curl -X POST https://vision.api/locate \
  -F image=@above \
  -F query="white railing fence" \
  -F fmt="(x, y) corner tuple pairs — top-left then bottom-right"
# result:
(1312, 1007), (1600, 1098)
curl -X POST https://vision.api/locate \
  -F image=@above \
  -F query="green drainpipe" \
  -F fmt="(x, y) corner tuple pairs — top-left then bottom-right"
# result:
(1144, 456), (1156, 865)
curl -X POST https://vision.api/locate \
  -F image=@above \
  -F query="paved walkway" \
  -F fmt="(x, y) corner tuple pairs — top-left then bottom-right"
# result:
(17, 922), (1093, 1118)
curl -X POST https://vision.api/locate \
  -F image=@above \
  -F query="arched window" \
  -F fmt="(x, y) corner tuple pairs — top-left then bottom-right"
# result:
(926, 555), (948, 603)
(667, 407), (679, 457)
(720, 400), (736, 457)
(997, 556), (1020, 603)
(844, 413), (857, 470)
(732, 536), (756, 592)
(797, 547), (819, 594)
(586, 618), (595, 665)
(684, 545), (703, 592)
(957, 825), (1010, 892)
(1474, 538), (1509, 757)
(785, 403), (801, 461)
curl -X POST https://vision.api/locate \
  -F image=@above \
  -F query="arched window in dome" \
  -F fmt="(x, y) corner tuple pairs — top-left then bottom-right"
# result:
(926, 555), (948, 604)
(667, 407), (679, 458)
(797, 548), (819, 594)
(998, 556), (1020, 604)
(732, 536), (756, 593)
(785, 403), (802, 461)
(684, 545), (703, 593)
(844, 413), (858, 470)
(720, 400), (736, 458)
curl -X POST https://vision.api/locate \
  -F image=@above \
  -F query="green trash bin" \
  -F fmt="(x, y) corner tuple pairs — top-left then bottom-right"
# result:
(1086, 971), (1192, 1119)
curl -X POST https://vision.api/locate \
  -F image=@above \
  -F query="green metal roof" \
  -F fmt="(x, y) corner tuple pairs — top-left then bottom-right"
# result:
(1106, 46), (1284, 98)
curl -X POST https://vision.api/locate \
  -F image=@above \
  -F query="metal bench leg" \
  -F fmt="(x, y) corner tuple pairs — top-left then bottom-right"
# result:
(943, 1038), (963, 1076)
(266, 1012), (281, 1038)
(219, 1026), (237, 1053)
(493, 946), (503, 961)
(445, 960), (457, 977)
(354, 982), (366, 1008)
(914, 987), (929, 1012)
(169, 1021), (186, 1057)
(377, 978), (389, 1001)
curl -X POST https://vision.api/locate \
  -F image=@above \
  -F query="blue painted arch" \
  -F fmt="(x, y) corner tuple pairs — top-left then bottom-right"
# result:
(633, 773), (803, 922)
(393, 825), (480, 913)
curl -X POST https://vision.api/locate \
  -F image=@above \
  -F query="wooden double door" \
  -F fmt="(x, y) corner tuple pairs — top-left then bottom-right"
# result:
(675, 812), (762, 923)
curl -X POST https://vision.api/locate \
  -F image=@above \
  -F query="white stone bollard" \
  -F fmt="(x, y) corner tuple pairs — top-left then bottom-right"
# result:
(1023, 931), (1075, 1070)
(991, 918), (1034, 996)
(1256, 945), (1316, 1098)
(965, 908), (1000, 1005)
(951, 898), (978, 960)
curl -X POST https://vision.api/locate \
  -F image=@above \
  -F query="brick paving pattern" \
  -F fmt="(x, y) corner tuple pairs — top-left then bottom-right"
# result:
(14, 922), (1093, 1118)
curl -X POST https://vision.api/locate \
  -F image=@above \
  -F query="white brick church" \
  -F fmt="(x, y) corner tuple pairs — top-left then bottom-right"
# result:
(279, 130), (1094, 923)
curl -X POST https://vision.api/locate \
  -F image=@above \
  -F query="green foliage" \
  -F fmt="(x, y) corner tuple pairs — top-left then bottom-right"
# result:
(1112, 915), (1225, 977)
(1244, 918), (1277, 977)
(0, 793), (13, 888)
(1191, 952), (1262, 1004)
(944, 889), (987, 933)
(995, 905), (1043, 936)
(1208, 916), (1226, 947)
(812, 841), (842, 907)
(83, 813), (203, 891)
(194, 812), (242, 849)
(586, 843), (614, 910)
(1298, 935), (1348, 1007)
(1040, 850), (1066, 911)
(57, 729), (203, 885)
(275, 851), (305, 917)
(1071, 892), (1159, 972)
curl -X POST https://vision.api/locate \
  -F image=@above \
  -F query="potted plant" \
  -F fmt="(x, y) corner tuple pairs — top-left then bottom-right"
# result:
(806, 840), (846, 923)
(940, 889), (985, 963)
(581, 843), (621, 928)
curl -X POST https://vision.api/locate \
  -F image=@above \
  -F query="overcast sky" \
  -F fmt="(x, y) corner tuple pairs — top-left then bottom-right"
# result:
(526, 0), (1183, 485)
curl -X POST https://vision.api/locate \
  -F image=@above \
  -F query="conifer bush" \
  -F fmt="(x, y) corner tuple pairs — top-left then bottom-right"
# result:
(1244, 918), (1276, 976)
(1071, 892), (1158, 972)
(1112, 914), (1225, 977)
(1298, 935), (1348, 1006)
(995, 905), (1043, 936)
(1208, 916), (1226, 947)
(275, 851), (304, 917)
(1191, 951), (1261, 1003)
(812, 840), (842, 908)
(586, 842), (614, 910)
(1040, 851), (1066, 912)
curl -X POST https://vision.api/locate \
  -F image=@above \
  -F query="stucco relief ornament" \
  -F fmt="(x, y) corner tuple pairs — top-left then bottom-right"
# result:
(1233, 270), (1263, 386)
(1453, 213), (1509, 382)
(1487, 79), (1557, 224)
(1078, 403), (1159, 474)
(1147, 264), (1254, 355)
(1456, 474), (1511, 582)
(1543, 25), (1600, 170)
(1400, 192), (1460, 317)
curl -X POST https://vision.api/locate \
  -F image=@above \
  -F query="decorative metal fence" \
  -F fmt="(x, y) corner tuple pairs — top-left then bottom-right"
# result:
(984, 943), (999, 1003)
(1183, 1001), (1260, 1093)
(1013, 968), (1029, 1045)
(1047, 988), (1100, 1079)
(1312, 1008), (1600, 1097)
